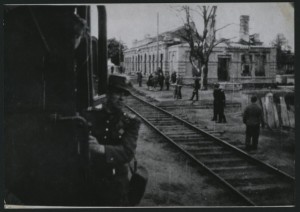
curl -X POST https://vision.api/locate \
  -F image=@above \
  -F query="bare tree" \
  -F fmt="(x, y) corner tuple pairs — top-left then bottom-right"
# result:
(271, 33), (291, 51)
(174, 6), (231, 90)
(271, 33), (292, 72)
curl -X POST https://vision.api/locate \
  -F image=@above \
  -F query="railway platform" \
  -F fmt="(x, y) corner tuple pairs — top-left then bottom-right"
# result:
(130, 81), (242, 108)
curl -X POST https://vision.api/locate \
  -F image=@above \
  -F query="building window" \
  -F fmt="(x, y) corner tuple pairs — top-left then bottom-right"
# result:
(144, 54), (147, 75)
(169, 51), (176, 73)
(136, 56), (138, 72)
(254, 54), (266, 76)
(149, 55), (151, 73)
(241, 54), (252, 76)
(152, 54), (155, 72)
(160, 53), (163, 71)
(132, 56), (134, 72)
(139, 55), (141, 72)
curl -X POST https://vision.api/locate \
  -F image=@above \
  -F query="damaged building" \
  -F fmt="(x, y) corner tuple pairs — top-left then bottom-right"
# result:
(123, 15), (277, 86)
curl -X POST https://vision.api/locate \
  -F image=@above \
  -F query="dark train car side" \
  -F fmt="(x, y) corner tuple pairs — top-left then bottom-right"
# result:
(4, 5), (108, 206)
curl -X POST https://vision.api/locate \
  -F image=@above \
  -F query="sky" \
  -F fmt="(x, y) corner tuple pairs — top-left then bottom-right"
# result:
(97, 3), (294, 50)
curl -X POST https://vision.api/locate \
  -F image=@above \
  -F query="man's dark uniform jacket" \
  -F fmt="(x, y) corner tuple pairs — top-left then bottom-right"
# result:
(84, 105), (141, 206)
(243, 103), (263, 126)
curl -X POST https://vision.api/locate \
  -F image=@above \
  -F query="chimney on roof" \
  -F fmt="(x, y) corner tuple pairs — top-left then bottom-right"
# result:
(251, 33), (260, 42)
(239, 15), (249, 42)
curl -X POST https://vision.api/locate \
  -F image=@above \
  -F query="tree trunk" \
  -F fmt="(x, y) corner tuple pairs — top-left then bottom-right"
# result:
(200, 63), (208, 90)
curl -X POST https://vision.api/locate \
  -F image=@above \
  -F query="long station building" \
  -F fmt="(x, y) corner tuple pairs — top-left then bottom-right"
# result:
(123, 15), (277, 85)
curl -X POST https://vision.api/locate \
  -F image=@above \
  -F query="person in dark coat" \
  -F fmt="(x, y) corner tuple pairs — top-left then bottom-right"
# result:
(156, 68), (164, 91)
(174, 74), (183, 99)
(147, 73), (154, 90)
(165, 72), (170, 90)
(137, 71), (143, 87)
(243, 96), (264, 150)
(86, 74), (141, 206)
(212, 83), (220, 122)
(218, 86), (227, 123)
(190, 77), (200, 101)
(158, 72), (165, 91)
(153, 72), (158, 90)
(171, 71), (177, 84)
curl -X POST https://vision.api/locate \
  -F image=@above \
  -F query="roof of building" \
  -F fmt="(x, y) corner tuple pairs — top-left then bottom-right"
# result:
(127, 25), (187, 50)
(125, 23), (274, 53)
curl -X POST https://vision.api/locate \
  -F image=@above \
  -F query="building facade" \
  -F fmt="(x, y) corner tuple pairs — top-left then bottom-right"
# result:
(123, 15), (277, 85)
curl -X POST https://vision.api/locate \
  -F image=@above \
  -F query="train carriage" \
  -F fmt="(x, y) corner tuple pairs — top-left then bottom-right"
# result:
(4, 5), (109, 206)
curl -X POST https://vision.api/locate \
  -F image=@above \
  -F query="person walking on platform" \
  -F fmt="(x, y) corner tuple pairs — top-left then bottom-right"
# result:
(243, 96), (264, 150)
(165, 72), (170, 90)
(174, 74), (183, 99)
(190, 77), (200, 101)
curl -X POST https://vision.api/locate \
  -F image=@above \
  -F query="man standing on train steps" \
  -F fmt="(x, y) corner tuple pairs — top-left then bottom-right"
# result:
(86, 75), (141, 206)
(243, 96), (264, 151)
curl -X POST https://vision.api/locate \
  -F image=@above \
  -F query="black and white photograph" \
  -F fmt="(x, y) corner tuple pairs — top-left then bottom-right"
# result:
(2, 1), (295, 208)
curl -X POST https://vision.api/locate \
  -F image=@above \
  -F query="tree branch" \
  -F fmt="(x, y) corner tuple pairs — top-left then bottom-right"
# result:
(215, 23), (234, 32)
(196, 5), (204, 17)
(207, 6), (214, 20)
(207, 36), (236, 56)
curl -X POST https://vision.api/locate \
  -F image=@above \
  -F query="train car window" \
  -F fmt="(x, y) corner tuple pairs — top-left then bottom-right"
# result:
(90, 6), (98, 38)
(90, 6), (102, 100)
(76, 5), (107, 108)
(92, 5), (108, 106)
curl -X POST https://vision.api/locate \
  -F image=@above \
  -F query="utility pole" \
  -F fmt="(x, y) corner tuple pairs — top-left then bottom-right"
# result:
(156, 12), (159, 71)
(119, 38), (121, 67)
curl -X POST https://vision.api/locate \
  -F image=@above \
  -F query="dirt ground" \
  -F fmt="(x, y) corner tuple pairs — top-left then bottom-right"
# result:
(135, 124), (246, 206)
(128, 81), (295, 206)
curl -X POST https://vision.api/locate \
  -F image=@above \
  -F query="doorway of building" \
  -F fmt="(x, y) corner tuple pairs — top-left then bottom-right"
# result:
(218, 57), (230, 81)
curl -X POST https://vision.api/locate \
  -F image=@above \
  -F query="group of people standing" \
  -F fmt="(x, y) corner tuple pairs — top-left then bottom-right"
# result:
(137, 68), (170, 91)
(211, 83), (264, 151)
(137, 69), (185, 100)
(138, 70), (264, 151)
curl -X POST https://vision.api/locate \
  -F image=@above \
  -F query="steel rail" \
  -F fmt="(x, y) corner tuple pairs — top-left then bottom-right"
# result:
(124, 91), (295, 206)
(125, 97), (256, 205)
(125, 103), (255, 206)
(128, 92), (295, 182)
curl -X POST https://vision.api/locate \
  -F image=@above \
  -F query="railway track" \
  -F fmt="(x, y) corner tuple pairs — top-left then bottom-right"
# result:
(124, 92), (295, 206)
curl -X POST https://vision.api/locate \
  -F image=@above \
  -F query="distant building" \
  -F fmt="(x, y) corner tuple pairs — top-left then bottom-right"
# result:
(123, 15), (277, 85)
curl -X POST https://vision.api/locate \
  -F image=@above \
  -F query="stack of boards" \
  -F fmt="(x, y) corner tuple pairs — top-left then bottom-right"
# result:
(257, 92), (294, 129)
